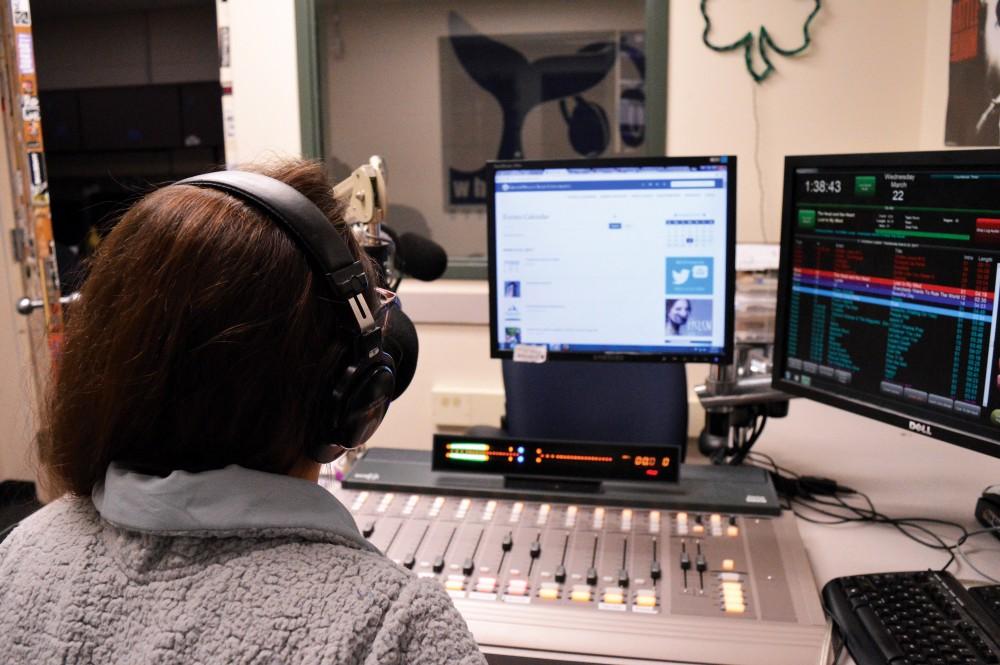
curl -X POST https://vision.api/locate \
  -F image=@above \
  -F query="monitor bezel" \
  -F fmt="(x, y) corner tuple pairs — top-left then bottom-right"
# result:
(486, 155), (737, 364)
(772, 149), (1000, 460)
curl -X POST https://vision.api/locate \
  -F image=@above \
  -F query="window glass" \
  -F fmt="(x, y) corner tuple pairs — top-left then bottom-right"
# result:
(320, 0), (646, 262)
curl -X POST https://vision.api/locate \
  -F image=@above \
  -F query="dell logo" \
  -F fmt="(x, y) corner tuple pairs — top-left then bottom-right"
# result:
(908, 420), (933, 436)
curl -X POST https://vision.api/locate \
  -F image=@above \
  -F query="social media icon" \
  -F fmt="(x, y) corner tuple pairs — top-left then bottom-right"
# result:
(692, 264), (709, 279)
(672, 269), (690, 285)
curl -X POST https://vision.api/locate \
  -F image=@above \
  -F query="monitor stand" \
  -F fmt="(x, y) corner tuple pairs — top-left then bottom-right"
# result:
(343, 447), (781, 516)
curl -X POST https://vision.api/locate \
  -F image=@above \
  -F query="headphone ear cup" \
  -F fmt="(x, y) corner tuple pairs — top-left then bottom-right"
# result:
(311, 352), (395, 462)
(561, 95), (609, 157)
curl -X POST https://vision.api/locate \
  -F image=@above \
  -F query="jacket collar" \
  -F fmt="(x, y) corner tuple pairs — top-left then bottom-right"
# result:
(92, 462), (374, 551)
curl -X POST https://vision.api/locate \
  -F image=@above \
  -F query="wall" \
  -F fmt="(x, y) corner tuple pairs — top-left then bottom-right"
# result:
(220, 1), (303, 164)
(667, 0), (940, 245)
(363, 0), (958, 453)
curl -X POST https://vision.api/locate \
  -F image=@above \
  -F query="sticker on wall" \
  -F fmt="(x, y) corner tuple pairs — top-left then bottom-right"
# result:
(28, 151), (48, 205)
(11, 0), (30, 26)
(21, 93), (38, 121)
(16, 32), (33, 74)
(946, 0), (1000, 145)
(700, 0), (821, 83)
(440, 12), (647, 208)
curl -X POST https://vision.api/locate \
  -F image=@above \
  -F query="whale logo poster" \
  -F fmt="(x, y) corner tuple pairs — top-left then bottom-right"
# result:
(440, 13), (647, 207)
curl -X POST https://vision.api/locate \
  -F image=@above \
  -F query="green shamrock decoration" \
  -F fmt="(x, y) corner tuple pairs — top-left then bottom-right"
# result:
(701, 0), (822, 83)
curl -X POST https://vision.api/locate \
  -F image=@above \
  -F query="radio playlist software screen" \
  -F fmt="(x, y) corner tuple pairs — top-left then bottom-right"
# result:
(493, 163), (731, 357)
(782, 165), (1000, 438)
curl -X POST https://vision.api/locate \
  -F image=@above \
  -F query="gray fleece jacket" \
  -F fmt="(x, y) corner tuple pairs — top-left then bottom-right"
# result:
(0, 464), (486, 665)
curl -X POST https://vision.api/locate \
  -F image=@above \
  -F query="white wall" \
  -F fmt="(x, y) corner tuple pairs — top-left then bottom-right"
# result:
(667, 0), (940, 244)
(220, 0), (303, 164)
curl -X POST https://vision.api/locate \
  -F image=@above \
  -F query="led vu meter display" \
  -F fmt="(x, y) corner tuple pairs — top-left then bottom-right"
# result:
(432, 435), (680, 483)
(775, 152), (1000, 454)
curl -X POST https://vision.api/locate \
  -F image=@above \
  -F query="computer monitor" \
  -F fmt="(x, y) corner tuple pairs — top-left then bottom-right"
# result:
(487, 156), (736, 364)
(773, 150), (1000, 459)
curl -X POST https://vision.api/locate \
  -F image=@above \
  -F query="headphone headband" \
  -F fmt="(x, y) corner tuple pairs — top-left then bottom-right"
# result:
(177, 171), (377, 336)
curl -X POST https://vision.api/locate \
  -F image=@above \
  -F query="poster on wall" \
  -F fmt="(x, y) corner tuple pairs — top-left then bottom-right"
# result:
(441, 13), (647, 207)
(946, 0), (1000, 145)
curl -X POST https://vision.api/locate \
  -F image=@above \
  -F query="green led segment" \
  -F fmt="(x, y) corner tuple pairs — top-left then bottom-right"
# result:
(446, 452), (489, 462)
(446, 442), (490, 452)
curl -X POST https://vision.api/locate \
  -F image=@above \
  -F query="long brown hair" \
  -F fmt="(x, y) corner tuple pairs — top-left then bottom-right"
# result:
(40, 159), (378, 496)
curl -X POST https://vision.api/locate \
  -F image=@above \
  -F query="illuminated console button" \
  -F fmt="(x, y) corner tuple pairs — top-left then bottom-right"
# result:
(635, 589), (657, 608)
(722, 559), (735, 572)
(351, 491), (370, 512)
(402, 495), (419, 515)
(538, 582), (560, 600)
(727, 525), (740, 537)
(649, 510), (661, 533)
(506, 579), (529, 596)
(602, 588), (625, 605)
(429, 497), (444, 517)
(675, 512), (689, 535)
(719, 572), (741, 582)
(376, 493), (395, 513)
(455, 498), (471, 519)
(564, 505), (578, 528)
(593, 507), (606, 530)
(510, 502), (524, 523)
(475, 577), (497, 594)
(445, 575), (466, 592)
(621, 508), (633, 531)
(537, 503), (551, 526)
(481, 500), (497, 521)
(570, 585), (593, 603)
(692, 524), (705, 535)
(724, 601), (746, 614)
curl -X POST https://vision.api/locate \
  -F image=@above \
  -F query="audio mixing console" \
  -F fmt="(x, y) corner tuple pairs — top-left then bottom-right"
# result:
(322, 451), (828, 665)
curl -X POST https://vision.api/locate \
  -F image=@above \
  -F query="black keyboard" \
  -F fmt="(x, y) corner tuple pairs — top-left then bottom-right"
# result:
(822, 570), (1000, 665)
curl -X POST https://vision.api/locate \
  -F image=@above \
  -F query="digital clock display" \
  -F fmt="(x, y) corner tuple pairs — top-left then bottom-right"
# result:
(431, 434), (680, 483)
(803, 178), (843, 194)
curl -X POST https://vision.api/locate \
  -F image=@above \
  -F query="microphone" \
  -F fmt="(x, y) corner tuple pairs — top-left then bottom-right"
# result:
(388, 227), (448, 281)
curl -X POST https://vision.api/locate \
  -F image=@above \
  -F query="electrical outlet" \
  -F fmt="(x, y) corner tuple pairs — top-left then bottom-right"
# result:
(431, 387), (504, 427)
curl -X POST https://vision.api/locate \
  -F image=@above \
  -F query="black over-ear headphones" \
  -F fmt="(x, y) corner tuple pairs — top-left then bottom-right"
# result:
(176, 170), (395, 462)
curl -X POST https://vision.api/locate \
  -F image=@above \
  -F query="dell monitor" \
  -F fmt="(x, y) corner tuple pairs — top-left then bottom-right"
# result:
(487, 156), (736, 364)
(773, 149), (1000, 459)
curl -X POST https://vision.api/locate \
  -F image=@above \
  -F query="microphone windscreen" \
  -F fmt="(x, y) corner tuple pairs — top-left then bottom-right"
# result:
(397, 232), (448, 281)
(382, 306), (419, 400)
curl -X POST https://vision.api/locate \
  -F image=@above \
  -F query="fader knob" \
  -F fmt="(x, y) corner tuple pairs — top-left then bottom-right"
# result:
(462, 558), (475, 576)
(650, 561), (662, 580)
(555, 565), (567, 583)
(362, 520), (375, 538)
(586, 567), (598, 586)
(501, 533), (513, 551)
(529, 541), (542, 558)
(617, 569), (630, 588)
(432, 556), (445, 573)
(680, 552), (691, 571)
(402, 553), (415, 570)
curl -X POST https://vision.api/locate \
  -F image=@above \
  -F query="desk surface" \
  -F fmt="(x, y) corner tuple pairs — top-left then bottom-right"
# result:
(759, 399), (1000, 586)
(750, 400), (1000, 665)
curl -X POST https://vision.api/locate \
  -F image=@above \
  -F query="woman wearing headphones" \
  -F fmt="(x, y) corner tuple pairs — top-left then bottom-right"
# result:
(0, 159), (485, 664)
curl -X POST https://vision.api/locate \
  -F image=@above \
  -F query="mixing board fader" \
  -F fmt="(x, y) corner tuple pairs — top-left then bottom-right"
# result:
(327, 483), (827, 665)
